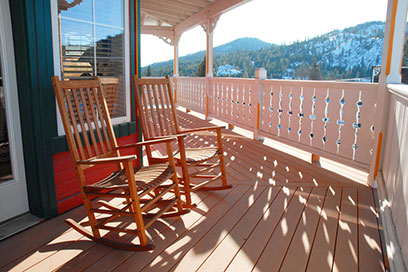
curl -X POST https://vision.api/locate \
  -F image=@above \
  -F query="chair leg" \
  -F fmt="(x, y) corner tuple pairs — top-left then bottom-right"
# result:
(216, 129), (230, 188)
(83, 194), (101, 238)
(219, 153), (228, 187)
(124, 161), (149, 246)
(172, 174), (184, 213)
(130, 200), (149, 246)
(180, 160), (195, 208)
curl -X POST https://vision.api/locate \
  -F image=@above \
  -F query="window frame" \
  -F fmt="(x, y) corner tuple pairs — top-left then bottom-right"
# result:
(51, 0), (130, 136)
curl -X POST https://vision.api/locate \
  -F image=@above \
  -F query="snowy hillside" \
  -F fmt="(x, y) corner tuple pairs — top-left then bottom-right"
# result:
(143, 21), (403, 79)
(314, 21), (384, 69)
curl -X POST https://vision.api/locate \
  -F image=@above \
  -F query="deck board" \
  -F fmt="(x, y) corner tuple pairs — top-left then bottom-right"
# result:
(197, 186), (282, 272)
(305, 186), (342, 271)
(332, 187), (359, 272)
(278, 187), (328, 272)
(169, 185), (274, 272)
(225, 187), (297, 272)
(0, 110), (386, 272)
(358, 187), (386, 271)
(252, 187), (313, 272)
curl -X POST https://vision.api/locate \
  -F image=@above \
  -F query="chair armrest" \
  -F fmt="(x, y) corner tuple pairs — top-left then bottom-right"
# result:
(179, 125), (225, 133)
(115, 137), (177, 151)
(150, 134), (188, 140)
(77, 155), (136, 165)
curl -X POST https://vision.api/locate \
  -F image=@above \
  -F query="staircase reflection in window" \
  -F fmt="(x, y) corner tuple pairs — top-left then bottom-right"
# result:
(58, 0), (125, 118)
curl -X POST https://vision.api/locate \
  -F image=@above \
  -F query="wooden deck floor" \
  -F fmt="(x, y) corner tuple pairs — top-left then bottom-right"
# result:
(0, 110), (386, 272)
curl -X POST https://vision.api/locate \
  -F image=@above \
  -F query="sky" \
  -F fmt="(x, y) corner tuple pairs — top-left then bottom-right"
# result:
(140, 0), (388, 67)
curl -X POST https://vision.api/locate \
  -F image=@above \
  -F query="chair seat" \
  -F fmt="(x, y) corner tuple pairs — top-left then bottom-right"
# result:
(174, 147), (220, 163)
(84, 163), (173, 193)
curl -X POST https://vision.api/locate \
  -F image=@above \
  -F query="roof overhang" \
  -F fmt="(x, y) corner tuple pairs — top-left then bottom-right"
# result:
(140, 0), (251, 44)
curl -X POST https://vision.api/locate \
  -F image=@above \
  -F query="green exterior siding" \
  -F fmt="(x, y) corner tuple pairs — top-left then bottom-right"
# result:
(9, 0), (58, 219)
(8, 0), (141, 218)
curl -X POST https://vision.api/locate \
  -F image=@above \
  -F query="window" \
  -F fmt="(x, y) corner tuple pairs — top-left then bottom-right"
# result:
(56, 0), (128, 120)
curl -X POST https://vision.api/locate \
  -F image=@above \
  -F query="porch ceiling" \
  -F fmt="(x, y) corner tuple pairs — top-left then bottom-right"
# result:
(140, 0), (250, 42)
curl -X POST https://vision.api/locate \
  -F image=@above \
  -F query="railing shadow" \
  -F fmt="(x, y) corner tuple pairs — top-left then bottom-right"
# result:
(0, 109), (384, 272)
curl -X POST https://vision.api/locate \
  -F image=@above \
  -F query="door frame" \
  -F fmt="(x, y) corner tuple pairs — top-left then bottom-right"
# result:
(0, 0), (29, 222)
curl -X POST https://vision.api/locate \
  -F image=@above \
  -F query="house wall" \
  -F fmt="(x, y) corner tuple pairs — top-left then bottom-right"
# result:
(382, 85), (408, 267)
(8, 0), (141, 217)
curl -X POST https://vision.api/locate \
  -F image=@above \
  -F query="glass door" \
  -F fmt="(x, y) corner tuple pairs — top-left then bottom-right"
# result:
(0, 62), (12, 182)
(0, 0), (29, 223)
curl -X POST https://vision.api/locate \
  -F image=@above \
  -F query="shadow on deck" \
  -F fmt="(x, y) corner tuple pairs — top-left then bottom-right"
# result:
(0, 110), (386, 272)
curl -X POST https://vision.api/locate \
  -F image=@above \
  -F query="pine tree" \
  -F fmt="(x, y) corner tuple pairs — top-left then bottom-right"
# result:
(146, 65), (152, 76)
(296, 62), (309, 79)
(309, 60), (322, 80)
(195, 57), (206, 77)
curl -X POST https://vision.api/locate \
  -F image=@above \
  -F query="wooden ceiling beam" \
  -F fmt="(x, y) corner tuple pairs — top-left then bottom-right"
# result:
(175, 0), (212, 8)
(175, 0), (251, 34)
(141, 25), (174, 36)
(143, 12), (180, 26)
(147, 0), (201, 13)
(141, 3), (194, 18)
(141, 9), (186, 23)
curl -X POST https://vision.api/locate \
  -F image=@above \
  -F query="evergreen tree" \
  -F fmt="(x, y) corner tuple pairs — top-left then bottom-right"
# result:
(146, 65), (152, 76)
(195, 57), (206, 77)
(296, 62), (309, 79)
(309, 60), (322, 80)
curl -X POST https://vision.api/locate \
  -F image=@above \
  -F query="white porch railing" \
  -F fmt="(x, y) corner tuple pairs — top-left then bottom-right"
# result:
(259, 79), (377, 169)
(172, 73), (379, 173)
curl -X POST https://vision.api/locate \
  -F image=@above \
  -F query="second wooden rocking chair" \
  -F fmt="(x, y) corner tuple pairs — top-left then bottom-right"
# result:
(52, 76), (188, 251)
(133, 76), (232, 207)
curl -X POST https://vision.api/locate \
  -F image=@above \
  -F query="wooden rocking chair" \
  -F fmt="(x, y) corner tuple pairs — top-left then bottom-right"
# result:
(52, 76), (188, 251)
(133, 76), (232, 207)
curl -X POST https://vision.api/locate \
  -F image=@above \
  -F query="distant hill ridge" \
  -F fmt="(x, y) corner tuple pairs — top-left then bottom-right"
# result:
(142, 21), (407, 80)
(144, 37), (272, 73)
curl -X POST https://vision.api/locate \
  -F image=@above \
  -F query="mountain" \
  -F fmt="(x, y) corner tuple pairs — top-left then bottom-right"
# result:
(142, 37), (273, 76)
(142, 21), (405, 80)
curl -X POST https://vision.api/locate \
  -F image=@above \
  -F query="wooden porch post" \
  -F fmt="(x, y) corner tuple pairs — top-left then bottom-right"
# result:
(369, 0), (408, 186)
(253, 68), (267, 140)
(201, 16), (219, 78)
(201, 17), (219, 120)
(173, 34), (180, 77)
(383, 0), (408, 84)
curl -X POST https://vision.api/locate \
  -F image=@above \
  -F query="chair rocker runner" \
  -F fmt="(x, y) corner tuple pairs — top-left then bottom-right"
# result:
(52, 76), (188, 251)
(133, 76), (232, 207)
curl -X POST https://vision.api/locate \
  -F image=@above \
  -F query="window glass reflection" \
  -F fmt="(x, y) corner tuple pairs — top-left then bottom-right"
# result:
(95, 0), (123, 27)
(61, 19), (94, 58)
(95, 26), (123, 58)
(58, 0), (126, 117)
(58, 0), (93, 22)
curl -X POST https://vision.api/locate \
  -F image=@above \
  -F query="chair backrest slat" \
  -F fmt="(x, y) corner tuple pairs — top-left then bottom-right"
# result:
(133, 77), (180, 140)
(93, 87), (113, 152)
(79, 88), (101, 156)
(145, 84), (160, 137)
(157, 83), (171, 135)
(163, 83), (179, 133)
(53, 76), (119, 163)
(86, 87), (107, 154)
(96, 85), (118, 151)
(64, 88), (86, 160)
(137, 86), (152, 139)
(71, 88), (93, 157)
(152, 84), (165, 136)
